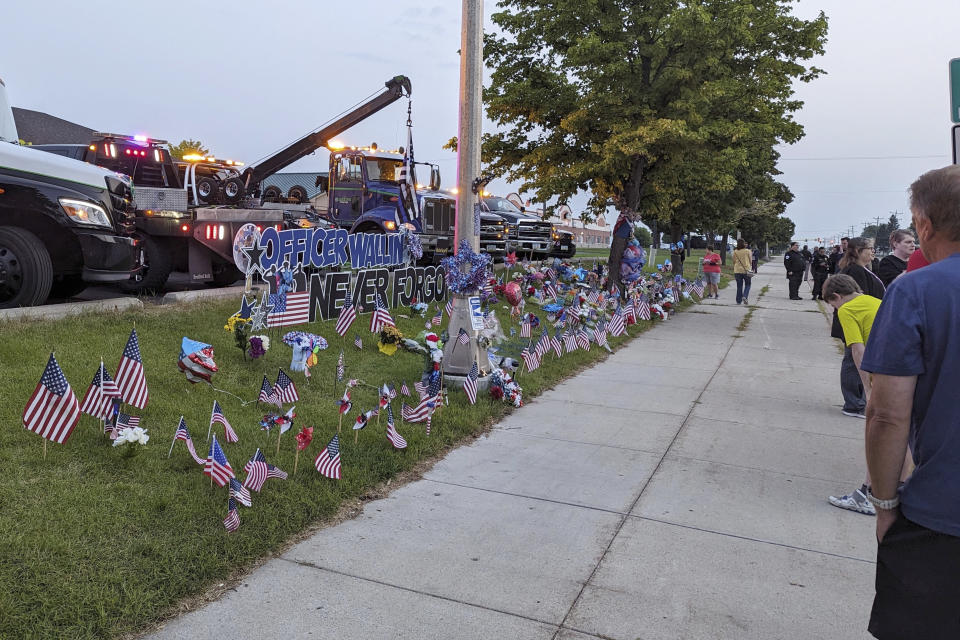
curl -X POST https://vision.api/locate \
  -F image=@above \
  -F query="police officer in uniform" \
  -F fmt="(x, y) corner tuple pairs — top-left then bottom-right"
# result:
(784, 242), (805, 300)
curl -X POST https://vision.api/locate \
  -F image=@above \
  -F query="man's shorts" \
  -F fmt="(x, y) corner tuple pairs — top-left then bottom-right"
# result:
(869, 513), (960, 639)
(704, 272), (721, 285)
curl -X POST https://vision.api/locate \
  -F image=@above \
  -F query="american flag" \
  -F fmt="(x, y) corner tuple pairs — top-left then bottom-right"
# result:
(431, 307), (443, 326)
(274, 369), (299, 404)
(385, 404), (407, 449)
(258, 376), (280, 407)
(223, 497), (240, 533)
(553, 309), (567, 329)
(79, 360), (122, 420)
(550, 332), (564, 358)
(369, 294), (395, 333)
(115, 328), (148, 409)
(623, 300), (637, 323)
(563, 330), (578, 352)
(400, 110), (420, 219)
(608, 308), (626, 337)
(691, 278), (705, 298)
(593, 324), (609, 347)
(336, 350), (345, 382)
(174, 417), (204, 465)
(402, 392), (439, 423)
(456, 327), (470, 346)
(400, 381), (410, 397)
(335, 297), (357, 337)
(22, 353), (80, 444)
(414, 380), (428, 399)
(576, 329), (591, 351)
(243, 448), (287, 492)
(204, 434), (235, 487)
(636, 295), (651, 321)
(266, 290), (310, 328)
(544, 281), (558, 300)
(587, 290), (600, 305)
(463, 360), (479, 405)
(520, 347), (538, 371)
(546, 267), (557, 281)
(337, 389), (352, 415)
(520, 318), (531, 338)
(229, 477), (252, 507)
(354, 334), (363, 350)
(210, 400), (238, 443)
(111, 411), (140, 438)
(445, 298), (454, 317)
(535, 332), (550, 359)
(386, 383), (397, 399)
(315, 434), (342, 479)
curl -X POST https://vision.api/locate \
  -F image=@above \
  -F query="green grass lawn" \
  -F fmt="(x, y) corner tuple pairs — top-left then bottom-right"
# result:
(0, 269), (723, 639)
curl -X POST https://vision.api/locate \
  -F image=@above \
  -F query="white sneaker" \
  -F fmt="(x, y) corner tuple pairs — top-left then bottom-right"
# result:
(841, 409), (866, 419)
(828, 487), (876, 516)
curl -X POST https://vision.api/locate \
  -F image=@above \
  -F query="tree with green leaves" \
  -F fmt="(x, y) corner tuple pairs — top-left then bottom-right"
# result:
(168, 139), (210, 160)
(483, 0), (827, 279)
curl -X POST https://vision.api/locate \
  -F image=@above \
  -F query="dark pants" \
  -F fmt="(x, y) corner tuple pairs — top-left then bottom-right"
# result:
(751, 258), (758, 273)
(812, 273), (827, 299)
(787, 273), (802, 298)
(607, 235), (628, 299)
(869, 513), (960, 639)
(734, 273), (752, 303)
(841, 346), (865, 412)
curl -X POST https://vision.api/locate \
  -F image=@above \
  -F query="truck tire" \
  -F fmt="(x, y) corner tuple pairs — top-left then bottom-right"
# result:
(119, 233), (172, 294)
(263, 185), (282, 202)
(287, 185), (308, 204)
(222, 177), (244, 204)
(0, 227), (53, 308)
(48, 274), (88, 299)
(196, 176), (219, 204)
(210, 263), (242, 288)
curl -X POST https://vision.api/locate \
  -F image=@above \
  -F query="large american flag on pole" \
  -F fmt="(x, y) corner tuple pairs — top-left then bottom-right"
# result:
(369, 294), (395, 333)
(399, 113), (420, 221)
(335, 297), (357, 337)
(79, 360), (122, 420)
(115, 328), (148, 409)
(315, 434), (342, 479)
(463, 360), (479, 405)
(204, 434), (235, 487)
(22, 353), (80, 444)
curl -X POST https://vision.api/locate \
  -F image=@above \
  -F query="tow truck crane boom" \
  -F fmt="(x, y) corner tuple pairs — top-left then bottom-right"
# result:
(241, 75), (412, 191)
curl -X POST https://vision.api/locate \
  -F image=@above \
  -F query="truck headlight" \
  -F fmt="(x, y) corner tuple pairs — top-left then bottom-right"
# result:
(59, 198), (111, 227)
(384, 220), (397, 231)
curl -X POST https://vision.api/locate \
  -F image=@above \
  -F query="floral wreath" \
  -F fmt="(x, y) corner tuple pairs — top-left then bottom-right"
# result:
(441, 240), (493, 295)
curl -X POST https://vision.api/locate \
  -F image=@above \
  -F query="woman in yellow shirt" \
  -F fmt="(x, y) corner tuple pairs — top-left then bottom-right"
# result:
(732, 239), (753, 304)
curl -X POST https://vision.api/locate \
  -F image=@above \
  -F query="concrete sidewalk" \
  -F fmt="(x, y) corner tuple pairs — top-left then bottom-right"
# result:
(148, 264), (875, 640)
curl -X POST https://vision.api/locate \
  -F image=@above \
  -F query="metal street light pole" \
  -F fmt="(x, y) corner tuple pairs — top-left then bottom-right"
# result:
(443, 0), (486, 383)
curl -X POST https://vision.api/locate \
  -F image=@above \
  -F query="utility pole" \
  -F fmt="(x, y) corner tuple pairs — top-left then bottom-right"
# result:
(873, 215), (882, 250)
(443, 0), (486, 383)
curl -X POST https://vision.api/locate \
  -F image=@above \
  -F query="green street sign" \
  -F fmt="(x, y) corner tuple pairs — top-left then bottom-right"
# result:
(950, 58), (960, 123)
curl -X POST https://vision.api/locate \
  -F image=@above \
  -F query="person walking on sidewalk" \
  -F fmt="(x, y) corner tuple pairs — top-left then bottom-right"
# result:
(801, 244), (813, 281)
(732, 239), (753, 304)
(703, 244), (722, 299)
(823, 275), (883, 514)
(811, 247), (829, 299)
(876, 229), (915, 287)
(861, 165), (960, 639)
(783, 242), (804, 300)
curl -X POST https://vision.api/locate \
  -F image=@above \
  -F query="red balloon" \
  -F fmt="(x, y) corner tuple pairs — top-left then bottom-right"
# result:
(504, 281), (523, 307)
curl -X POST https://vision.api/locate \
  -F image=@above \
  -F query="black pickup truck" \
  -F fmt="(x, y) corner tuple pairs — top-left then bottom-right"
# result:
(0, 78), (137, 307)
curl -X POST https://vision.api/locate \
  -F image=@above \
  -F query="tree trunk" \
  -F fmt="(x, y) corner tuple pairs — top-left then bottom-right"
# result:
(720, 232), (729, 265)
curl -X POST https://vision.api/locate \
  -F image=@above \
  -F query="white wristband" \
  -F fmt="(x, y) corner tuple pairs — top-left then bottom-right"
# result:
(866, 489), (900, 510)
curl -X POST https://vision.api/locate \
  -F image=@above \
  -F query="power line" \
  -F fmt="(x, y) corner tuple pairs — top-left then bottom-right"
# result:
(779, 154), (948, 161)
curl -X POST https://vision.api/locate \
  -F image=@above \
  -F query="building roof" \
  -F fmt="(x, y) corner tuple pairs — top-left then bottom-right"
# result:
(12, 107), (95, 145)
(261, 172), (329, 199)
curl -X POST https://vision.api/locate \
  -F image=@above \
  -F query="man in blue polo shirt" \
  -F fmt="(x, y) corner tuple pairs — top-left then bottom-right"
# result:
(861, 165), (960, 639)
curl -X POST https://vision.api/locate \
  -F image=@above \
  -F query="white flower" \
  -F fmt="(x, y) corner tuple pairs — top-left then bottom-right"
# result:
(112, 426), (149, 447)
(137, 430), (150, 445)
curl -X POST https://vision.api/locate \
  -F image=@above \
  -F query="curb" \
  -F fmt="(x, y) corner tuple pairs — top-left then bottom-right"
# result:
(161, 285), (262, 305)
(0, 297), (144, 322)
